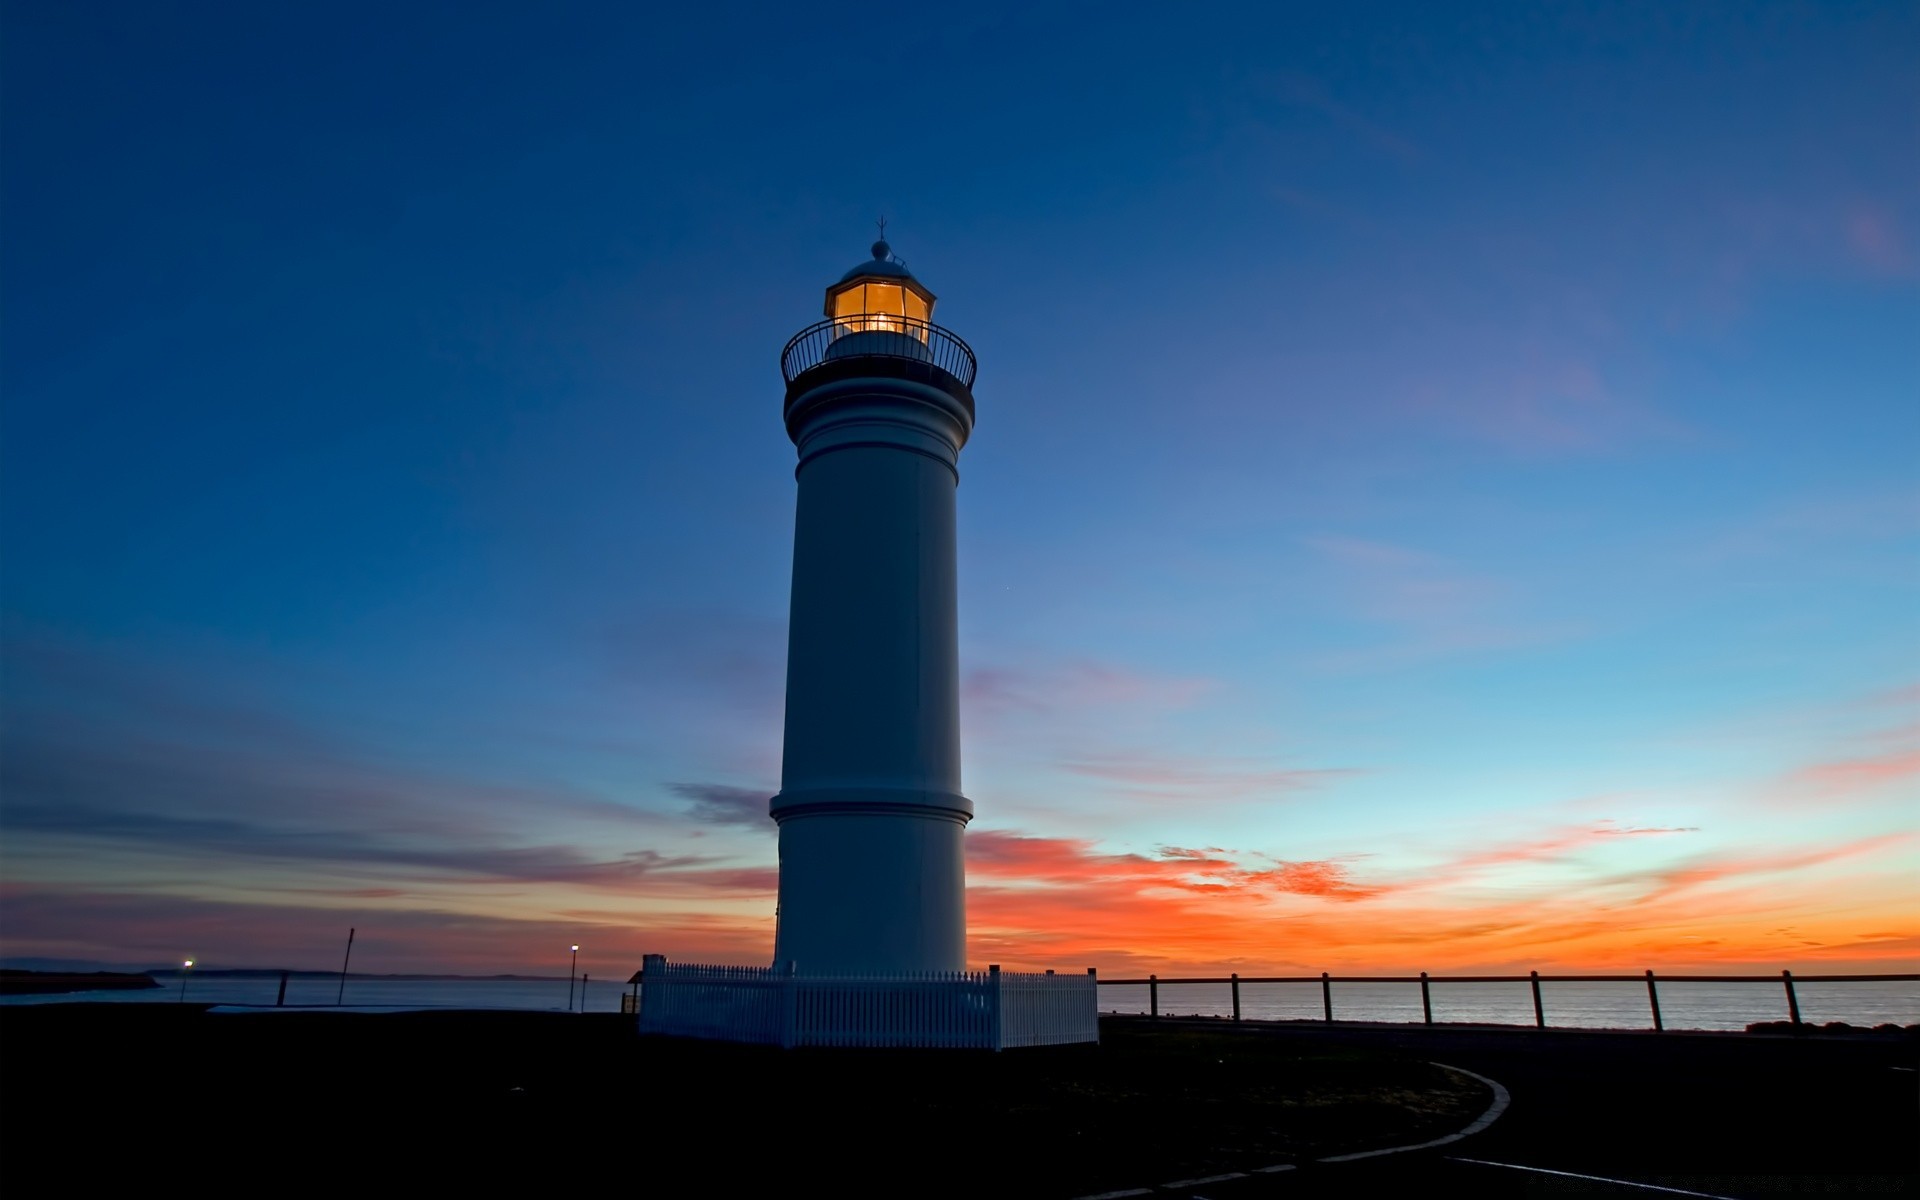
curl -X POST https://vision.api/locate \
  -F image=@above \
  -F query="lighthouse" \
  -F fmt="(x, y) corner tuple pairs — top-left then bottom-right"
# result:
(770, 240), (977, 975)
(632, 243), (1094, 1047)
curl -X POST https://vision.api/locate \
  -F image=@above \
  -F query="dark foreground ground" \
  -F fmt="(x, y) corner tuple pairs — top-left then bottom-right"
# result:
(0, 1008), (1912, 1197)
(1, 1005), (1478, 1196)
(1142, 1016), (1917, 1198)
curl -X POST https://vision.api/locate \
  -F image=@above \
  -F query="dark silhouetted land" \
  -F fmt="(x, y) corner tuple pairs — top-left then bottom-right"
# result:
(1, 1006), (1480, 1195)
(0, 969), (158, 995)
(3, 1007), (1914, 1196)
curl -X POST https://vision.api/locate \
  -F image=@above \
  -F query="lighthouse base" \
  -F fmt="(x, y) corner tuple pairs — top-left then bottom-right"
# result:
(770, 803), (967, 975)
(634, 955), (1099, 1049)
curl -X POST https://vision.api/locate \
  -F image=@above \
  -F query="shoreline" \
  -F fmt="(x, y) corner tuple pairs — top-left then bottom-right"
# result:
(0, 970), (159, 996)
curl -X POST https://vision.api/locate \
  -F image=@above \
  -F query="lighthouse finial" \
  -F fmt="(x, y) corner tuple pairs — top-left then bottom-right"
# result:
(872, 215), (890, 261)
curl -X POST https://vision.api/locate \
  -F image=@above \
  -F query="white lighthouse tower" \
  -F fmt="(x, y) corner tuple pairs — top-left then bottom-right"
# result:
(633, 243), (1096, 1047)
(770, 240), (976, 975)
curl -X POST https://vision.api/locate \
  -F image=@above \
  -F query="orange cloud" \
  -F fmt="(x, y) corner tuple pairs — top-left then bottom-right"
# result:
(960, 826), (1915, 976)
(8, 822), (1911, 979)
(1786, 749), (1920, 795)
(1248, 860), (1384, 901)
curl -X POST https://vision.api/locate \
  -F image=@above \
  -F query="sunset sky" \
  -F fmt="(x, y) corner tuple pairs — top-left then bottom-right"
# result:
(3, 3), (1915, 979)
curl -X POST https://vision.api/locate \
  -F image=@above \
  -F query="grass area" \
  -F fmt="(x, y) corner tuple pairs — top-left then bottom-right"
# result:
(1, 1007), (1487, 1195)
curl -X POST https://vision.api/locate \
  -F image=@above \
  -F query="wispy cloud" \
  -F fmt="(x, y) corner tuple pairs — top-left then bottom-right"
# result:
(1058, 753), (1355, 801)
(1691, 487), (1920, 563)
(0, 884), (775, 976)
(1435, 822), (1700, 881)
(1302, 535), (1582, 668)
(1597, 834), (1913, 910)
(1244, 860), (1384, 901)
(963, 822), (1912, 973)
(0, 632), (779, 946)
(1783, 750), (1920, 797)
(669, 782), (772, 829)
(962, 660), (1217, 721)
(0, 799), (779, 894)
(1859, 684), (1920, 710)
(1400, 354), (1687, 456)
(1845, 204), (1913, 275)
(1258, 71), (1422, 165)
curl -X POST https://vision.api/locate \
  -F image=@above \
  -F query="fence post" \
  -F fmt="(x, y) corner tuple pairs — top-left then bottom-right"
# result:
(1645, 970), (1663, 1032)
(780, 959), (798, 1049)
(1420, 971), (1432, 1025)
(276, 970), (289, 1007)
(1149, 973), (1159, 1020)
(1781, 969), (1802, 1030)
(1530, 970), (1545, 1028)
(1089, 968), (1100, 1043)
(1231, 973), (1241, 1022)
(1321, 972), (1332, 1022)
(638, 953), (666, 1031)
(989, 964), (1004, 1051)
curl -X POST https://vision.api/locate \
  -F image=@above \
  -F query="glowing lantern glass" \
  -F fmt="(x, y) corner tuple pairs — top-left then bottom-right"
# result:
(826, 241), (935, 342)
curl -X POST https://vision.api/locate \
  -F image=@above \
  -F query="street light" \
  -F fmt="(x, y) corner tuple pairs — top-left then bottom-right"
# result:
(177, 959), (194, 1004)
(567, 945), (580, 1012)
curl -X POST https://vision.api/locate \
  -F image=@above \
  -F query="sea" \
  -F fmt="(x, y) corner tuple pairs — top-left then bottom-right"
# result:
(4, 973), (1916, 1031)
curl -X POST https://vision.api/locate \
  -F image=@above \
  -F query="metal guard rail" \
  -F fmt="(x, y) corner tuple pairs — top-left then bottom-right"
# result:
(780, 316), (977, 387)
(1101, 969), (1918, 1032)
(1100, 973), (1917, 985)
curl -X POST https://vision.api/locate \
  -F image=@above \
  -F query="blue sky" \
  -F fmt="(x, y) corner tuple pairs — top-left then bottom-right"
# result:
(2, 2), (1914, 976)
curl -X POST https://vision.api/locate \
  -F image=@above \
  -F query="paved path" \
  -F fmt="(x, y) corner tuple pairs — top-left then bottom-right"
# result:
(1097, 1018), (1917, 1198)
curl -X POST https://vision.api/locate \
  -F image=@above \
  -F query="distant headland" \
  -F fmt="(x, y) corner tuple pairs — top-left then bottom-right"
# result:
(0, 969), (160, 996)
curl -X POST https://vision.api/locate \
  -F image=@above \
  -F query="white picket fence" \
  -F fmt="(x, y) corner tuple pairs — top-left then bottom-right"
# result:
(634, 956), (1099, 1049)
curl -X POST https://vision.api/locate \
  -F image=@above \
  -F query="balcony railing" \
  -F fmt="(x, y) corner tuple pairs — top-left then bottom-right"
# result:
(780, 316), (977, 388)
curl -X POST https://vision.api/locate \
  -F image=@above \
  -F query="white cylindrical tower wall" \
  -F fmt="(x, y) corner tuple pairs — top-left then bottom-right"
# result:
(771, 332), (976, 975)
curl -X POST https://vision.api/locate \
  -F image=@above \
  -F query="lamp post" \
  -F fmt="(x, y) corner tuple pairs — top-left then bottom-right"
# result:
(177, 959), (194, 1003)
(567, 945), (580, 1012)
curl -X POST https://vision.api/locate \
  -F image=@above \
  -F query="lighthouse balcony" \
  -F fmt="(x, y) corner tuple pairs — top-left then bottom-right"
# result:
(781, 315), (977, 390)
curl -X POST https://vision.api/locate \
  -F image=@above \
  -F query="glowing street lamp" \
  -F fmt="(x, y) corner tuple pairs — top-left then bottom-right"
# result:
(177, 959), (194, 1004)
(567, 945), (580, 1012)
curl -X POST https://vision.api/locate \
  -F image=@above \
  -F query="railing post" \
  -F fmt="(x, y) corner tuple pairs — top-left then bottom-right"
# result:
(1089, 967), (1100, 1043)
(780, 959), (798, 1048)
(1645, 970), (1663, 1032)
(1782, 969), (1802, 1030)
(989, 964), (1004, 1050)
(276, 970), (289, 1007)
(639, 953), (666, 1030)
(1231, 973), (1241, 1022)
(1530, 970), (1545, 1028)
(1149, 973), (1159, 1020)
(1420, 971), (1432, 1025)
(1321, 972), (1333, 1022)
